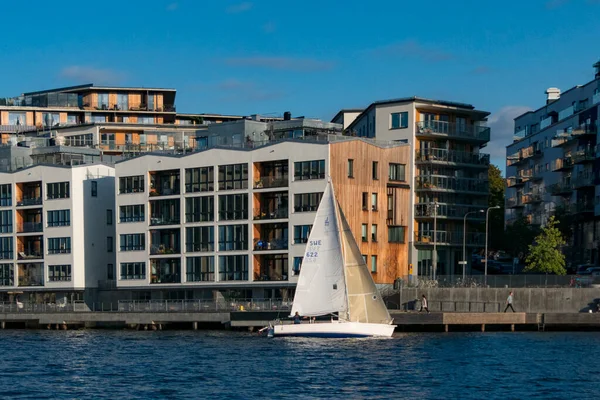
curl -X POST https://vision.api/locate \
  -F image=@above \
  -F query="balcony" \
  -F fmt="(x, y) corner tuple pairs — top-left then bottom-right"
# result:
(17, 236), (43, 260)
(526, 214), (542, 226)
(513, 128), (527, 142)
(16, 181), (42, 207)
(548, 180), (573, 196)
(506, 177), (524, 188)
(572, 172), (595, 189)
(415, 121), (490, 143)
(17, 222), (43, 233)
(150, 229), (180, 255)
(254, 254), (288, 281)
(414, 230), (485, 247)
(253, 192), (288, 221)
(414, 203), (486, 220)
(593, 92), (600, 106)
(414, 175), (488, 194)
(149, 170), (180, 197)
(254, 223), (288, 251)
(18, 263), (44, 287)
(572, 148), (595, 164)
(150, 258), (181, 284)
(253, 160), (289, 189)
(569, 202), (595, 215)
(551, 157), (573, 172)
(522, 191), (543, 205)
(552, 124), (597, 147)
(0, 124), (38, 134)
(506, 197), (525, 208)
(150, 199), (180, 226)
(415, 149), (489, 168)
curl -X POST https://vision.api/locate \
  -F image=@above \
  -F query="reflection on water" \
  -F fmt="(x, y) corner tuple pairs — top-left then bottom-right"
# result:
(0, 330), (598, 399)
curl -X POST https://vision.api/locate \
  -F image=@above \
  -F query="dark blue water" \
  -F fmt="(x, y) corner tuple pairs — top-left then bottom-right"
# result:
(0, 330), (598, 399)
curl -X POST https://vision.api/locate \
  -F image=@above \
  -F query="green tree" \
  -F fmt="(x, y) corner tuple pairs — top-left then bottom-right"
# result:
(524, 216), (566, 275)
(488, 164), (504, 208)
(505, 216), (539, 258)
(487, 164), (506, 251)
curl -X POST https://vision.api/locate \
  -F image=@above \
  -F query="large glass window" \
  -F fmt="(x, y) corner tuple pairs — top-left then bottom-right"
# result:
(391, 112), (408, 129)
(218, 224), (248, 251)
(293, 160), (325, 180)
(119, 175), (145, 194)
(294, 193), (323, 212)
(389, 163), (406, 182)
(119, 205), (145, 223)
(48, 265), (71, 282)
(218, 255), (248, 281)
(218, 163), (248, 190)
(292, 257), (303, 276)
(42, 112), (60, 127)
(120, 234), (145, 251)
(185, 196), (214, 222)
(97, 93), (109, 109)
(0, 237), (13, 260)
(293, 225), (312, 244)
(388, 226), (406, 243)
(185, 226), (214, 252)
(120, 262), (146, 280)
(48, 237), (71, 254)
(0, 210), (12, 233)
(117, 93), (128, 110)
(0, 184), (11, 207)
(0, 264), (14, 286)
(138, 116), (154, 124)
(47, 210), (70, 227)
(64, 134), (94, 147)
(8, 112), (27, 126)
(185, 167), (214, 192)
(186, 256), (215, 282)
(46, 182), (70, 199)
(218, 194), (248, 221)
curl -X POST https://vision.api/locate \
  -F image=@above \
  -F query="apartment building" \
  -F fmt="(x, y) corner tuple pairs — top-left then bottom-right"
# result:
(113, 137), (410, 300)
(337, 97), (491, 277)
(506, 61), (600, 265)
(0, 164), (115, 304)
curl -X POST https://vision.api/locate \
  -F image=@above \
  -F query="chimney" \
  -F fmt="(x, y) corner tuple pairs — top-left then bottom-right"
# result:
(283, 111), (291, 121)
(594, 60), (600, 79)
(545, 87), (561, 104)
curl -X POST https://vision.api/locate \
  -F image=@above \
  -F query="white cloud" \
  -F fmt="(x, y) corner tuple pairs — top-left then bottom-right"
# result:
(59, 66), (125, 84)
(486, 106), (532, 171)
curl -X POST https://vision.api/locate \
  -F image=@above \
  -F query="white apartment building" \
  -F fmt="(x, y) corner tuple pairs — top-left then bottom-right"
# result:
(0, 164), (115, 303)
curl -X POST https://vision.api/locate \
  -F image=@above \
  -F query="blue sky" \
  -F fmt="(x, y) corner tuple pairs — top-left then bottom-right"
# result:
(2, 0), (600, 169)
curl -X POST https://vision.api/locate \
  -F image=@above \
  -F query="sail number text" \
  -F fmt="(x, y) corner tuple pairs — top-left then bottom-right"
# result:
(304, 240), (322, 262)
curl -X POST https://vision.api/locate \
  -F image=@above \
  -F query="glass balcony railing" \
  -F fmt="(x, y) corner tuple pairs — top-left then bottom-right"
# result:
(506, 197), (525, 208)
(572, 173), (595, 189)
(414, 230), (485, 246)
(253, 238), (288, 251)
(16, 197), (42, 207)
(415, 175), (488, 194)
(572, 149), (595, 164)
(253, 175), (289, 189)
(506, 177), (524, 187)
(253, 207), (288, 220)
(415, 149), (489, 167)
(414, 203), (486, 219)
(17, 251), (44, 260)
(17, 222), (43, 233)
(522, 192), (543, 204)
(416, 121), (490, 142)
(551, 157), (573, 171)
(18, 273), (44, 287)
(548, 181), (573, 196)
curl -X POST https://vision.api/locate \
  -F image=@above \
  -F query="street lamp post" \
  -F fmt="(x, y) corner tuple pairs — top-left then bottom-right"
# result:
(432, 201), (438, 281)
(484, 206), (501, 283)
(462, 209), (484, 280)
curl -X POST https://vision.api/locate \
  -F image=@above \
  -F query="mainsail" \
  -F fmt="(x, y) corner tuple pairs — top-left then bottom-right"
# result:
(290, 183), (347, 317)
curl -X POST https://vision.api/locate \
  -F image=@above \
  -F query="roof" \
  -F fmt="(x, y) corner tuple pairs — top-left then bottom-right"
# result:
(23, 83), (176, 96)
(330, 108), (365, 123)
(43, 122), (207, 132)
(0, 161), (114, 175)
(346, 96), (490, 131)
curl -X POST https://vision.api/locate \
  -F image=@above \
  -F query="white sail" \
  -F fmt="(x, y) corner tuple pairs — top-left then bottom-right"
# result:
(337, 206), (393, 325)
(291, 183), (347, 317)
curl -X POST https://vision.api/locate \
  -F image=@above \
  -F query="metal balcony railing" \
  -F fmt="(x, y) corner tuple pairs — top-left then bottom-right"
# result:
(415, 175), (488, 194)
(414, 230), (485, 246)
(415, 149), (489, 167)
(414, 203), (486, 219)
(416, 121), (490, 142)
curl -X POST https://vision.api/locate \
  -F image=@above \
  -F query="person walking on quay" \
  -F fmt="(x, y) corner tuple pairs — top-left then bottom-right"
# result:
(504, 291), (515, 313)
(419, 294), (430, 314)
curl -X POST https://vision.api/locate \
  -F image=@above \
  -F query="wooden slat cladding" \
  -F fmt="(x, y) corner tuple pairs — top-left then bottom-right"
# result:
(330, 140), (411, 283)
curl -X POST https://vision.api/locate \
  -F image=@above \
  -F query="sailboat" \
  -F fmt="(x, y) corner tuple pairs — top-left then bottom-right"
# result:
(271, 181), (396, 338)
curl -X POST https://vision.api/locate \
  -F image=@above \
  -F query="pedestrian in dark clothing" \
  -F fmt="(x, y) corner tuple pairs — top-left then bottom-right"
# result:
(504, 291), (515, 312)
(419, 294), (430, 314)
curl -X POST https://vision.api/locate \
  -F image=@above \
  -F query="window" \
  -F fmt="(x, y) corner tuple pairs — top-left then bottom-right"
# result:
(371, 255), (377, 273)
(391, 112), (409, 129)
(219, 255), (248, 281)
(372, 161), (379, 180)
(294, 193), (323, 212)
(107, 236), (113, 252)
(292, 257), (303, 276)
(371, 224), (378, 242)
(0, 184), (12, 207)
(120, 262), (146, 280)
(186, 256), (215, 282)
(0, 237), (13, 260)
(218, 224), (248, 251)
(107, 264), (114, 280)
(106, 209), (113, 225)
(42, 112), (60, 127)
(91, 181), (97, 197)
(371, 193), (378, 211)
(92, 115), (106, 123)
(293, 225), (312, 244)
(219, 194), (248, 221)
(48, 265), (71, 282)
(362, 193), (369, 210)
(0, 210), (12, 233)
(186, 226), (214, 252)
(48, 237), (71, 254)
(218, 163), (248, 190)
(347, 159), (354, 178)
(138, 116), (154, 124)
(98, 93), (109, 108)
(389, 163), (406, 181)
(8, 112), (26, 126)
(294, 160), (325, 180)
(185, 167), (214, 192)
(47, 210), (70, 227)
(64, 134), (94, 147)
(185, 196), (214, 222)
(362, 224), (368, 242)
(0, 264), (14, 286)
(47, 182), (70, 199)
(119, 205), (145, 223)
(388, 226), (406, 243)
(117, 93), (128, 110)
(119, 175), (145, 194)
(120, 234), (145, 251)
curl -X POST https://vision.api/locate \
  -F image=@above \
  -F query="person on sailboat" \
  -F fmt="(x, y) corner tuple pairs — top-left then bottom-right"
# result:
(293, 312), (302, 324)
(420, 294), (430, 314)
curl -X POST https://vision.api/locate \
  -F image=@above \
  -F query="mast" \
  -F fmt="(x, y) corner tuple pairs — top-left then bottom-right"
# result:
(330, 180), (350, 321)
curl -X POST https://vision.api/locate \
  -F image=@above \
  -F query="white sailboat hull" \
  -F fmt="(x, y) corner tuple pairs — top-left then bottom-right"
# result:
(273, 321), (395, 338)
